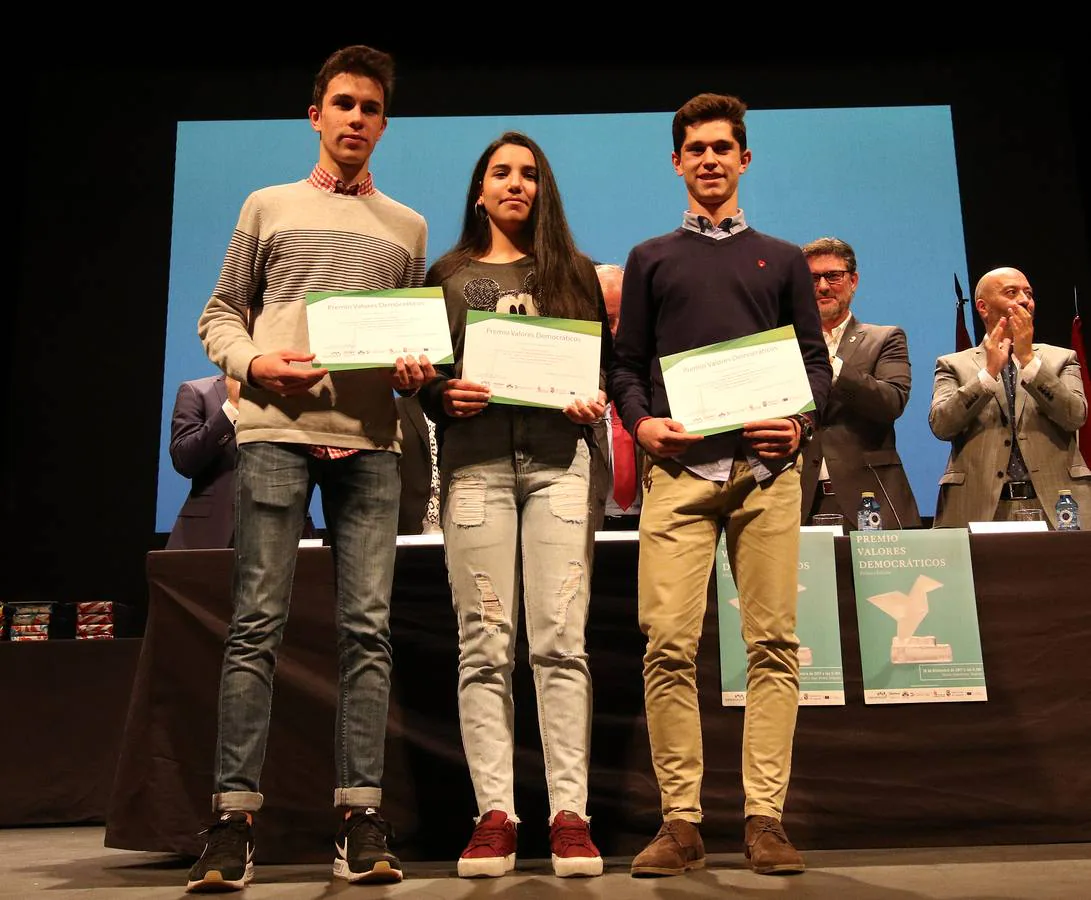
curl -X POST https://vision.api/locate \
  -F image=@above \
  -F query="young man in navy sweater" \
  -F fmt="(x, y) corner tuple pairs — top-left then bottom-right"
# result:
(609, 93), (831, 879)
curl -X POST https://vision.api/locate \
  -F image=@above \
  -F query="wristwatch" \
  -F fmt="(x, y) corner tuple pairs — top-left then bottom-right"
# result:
(790, 414), (815, 446)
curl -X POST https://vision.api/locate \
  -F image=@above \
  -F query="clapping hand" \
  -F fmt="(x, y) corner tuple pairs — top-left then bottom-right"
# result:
(983, 318), (1012, 380)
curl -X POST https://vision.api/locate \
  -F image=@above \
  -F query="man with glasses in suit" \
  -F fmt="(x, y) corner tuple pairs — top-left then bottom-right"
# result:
(799, 237), (921, 529)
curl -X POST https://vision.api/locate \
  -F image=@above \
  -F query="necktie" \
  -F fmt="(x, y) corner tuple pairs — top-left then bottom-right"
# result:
(334, 180), (362, 196)
(1000, 357), (1029, 480)
(610, 402), (637, 511)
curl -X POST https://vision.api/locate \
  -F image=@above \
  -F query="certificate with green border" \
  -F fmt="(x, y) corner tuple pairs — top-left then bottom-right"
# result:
(661, 325), (816, 436)
(463, 311), (601, 409)
(305, 287), (454, 370)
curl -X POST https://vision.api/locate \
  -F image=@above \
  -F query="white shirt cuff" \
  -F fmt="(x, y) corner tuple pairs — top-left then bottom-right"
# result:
(221, 399), (240, 428)
(977, 367), (999, 386)
(1019, 354), (1042, 382)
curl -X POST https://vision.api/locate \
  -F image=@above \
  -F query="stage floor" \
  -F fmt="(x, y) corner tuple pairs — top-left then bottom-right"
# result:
(2, 826), (1088, 898)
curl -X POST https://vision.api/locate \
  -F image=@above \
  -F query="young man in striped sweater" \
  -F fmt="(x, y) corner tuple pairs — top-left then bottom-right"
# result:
(187, 44), (431, 892)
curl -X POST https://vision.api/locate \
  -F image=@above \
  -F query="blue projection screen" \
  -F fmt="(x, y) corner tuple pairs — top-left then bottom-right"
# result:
(158, 106), (967, 530)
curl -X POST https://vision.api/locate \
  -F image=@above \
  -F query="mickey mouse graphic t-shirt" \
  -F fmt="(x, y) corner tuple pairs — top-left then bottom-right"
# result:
(438, 256), (538, 379)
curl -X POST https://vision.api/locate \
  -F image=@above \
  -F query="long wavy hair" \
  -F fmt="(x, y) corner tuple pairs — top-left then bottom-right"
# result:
(427, 132), (597, 320)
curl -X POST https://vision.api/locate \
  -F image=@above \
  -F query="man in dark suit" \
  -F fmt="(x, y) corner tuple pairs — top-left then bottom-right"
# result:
(166, 374), (239, 549)
(799, 237), (921, 529)
(395, 394), (440, 535)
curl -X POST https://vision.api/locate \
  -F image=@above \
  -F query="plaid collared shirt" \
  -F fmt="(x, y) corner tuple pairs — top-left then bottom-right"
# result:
(302, 164), (377, 459)
(306, 164), (375, 197)
(307, 445), (360, 460)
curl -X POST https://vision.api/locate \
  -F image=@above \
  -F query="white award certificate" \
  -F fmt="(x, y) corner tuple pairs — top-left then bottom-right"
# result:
(304, 288), (454, 370)
(463, 312), (601, 409)
(661, 325), (816, 435)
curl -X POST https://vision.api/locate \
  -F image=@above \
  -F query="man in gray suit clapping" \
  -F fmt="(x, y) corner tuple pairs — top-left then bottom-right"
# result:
(930, 266), (1090, 528)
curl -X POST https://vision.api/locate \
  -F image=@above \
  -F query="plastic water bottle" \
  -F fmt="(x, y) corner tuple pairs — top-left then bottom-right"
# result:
(857, 491), (883, 531)
(1055, 490), (1081, 531)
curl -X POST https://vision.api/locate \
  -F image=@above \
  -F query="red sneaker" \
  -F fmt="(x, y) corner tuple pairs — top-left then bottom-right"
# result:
(457, 810), (516, 878)
(549, 811), (603, 877)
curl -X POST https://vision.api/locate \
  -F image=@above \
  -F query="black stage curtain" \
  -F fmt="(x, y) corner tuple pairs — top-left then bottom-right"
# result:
(104, 533), (1091, 863)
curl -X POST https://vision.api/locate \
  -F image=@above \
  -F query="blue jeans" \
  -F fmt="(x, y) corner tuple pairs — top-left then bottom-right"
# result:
(441, 409), (595, 821)
(213, 442), (399, 813)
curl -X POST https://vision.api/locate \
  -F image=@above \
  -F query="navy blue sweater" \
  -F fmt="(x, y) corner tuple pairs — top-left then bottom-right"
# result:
(608, 227), (831, 439)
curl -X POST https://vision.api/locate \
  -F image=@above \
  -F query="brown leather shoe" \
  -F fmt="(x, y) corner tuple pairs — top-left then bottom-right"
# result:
(630, 819), (705, 877)
(745, 815), (805, 874)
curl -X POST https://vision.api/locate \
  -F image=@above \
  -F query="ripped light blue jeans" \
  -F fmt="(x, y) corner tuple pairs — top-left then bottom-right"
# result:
(440, 408), (595, 822)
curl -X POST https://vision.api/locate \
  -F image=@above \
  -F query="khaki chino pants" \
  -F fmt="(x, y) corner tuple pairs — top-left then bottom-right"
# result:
(638, 455), (801, 822)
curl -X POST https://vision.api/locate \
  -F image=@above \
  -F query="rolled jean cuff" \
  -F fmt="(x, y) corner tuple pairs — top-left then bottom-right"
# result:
(335, 787), (382, 810)
(213, 791), (263, 813)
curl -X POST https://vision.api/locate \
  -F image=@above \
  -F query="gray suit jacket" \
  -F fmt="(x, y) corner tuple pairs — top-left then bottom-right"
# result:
(929, 342), (1091, 528)
(800, 317), (922, 528)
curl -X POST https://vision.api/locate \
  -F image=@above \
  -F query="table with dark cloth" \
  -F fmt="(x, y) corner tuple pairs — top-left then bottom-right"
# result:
(1, 638), (142, 826)
(104, 532), (1091, 863)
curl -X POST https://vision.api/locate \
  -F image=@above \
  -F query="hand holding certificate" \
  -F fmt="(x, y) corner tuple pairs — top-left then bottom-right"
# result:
(305, 288), (454, 370)
(442, 377), (492, 419)
(462, 311), (602, 410)
(660, 325), (816, 437)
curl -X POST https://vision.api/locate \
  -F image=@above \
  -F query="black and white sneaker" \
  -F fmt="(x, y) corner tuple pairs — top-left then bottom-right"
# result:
(332, 808), (403, 884)
(186, 811), (255, 892)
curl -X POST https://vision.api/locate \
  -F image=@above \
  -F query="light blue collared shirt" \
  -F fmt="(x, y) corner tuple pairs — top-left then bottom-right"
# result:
(681, 209), (749, 240)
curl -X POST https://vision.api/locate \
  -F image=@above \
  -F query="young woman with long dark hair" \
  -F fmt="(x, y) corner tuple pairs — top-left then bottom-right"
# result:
(421, 131), (610, 879)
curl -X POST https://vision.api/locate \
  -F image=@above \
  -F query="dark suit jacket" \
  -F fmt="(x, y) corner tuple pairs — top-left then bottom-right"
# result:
(591, 409), (645, 531)
(590, 418), (611, 530)
(800, 317), (922, 528)
(395, 395), (435, 535)
(930, 342), (1091, 528)
(166, 375), (237, 549)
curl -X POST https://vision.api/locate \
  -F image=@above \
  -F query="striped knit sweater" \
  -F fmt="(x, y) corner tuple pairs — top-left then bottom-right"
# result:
(198, 180), (427, 452)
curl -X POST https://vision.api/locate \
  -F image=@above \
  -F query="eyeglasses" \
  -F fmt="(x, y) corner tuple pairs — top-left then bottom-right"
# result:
(811, 270), (852, 285)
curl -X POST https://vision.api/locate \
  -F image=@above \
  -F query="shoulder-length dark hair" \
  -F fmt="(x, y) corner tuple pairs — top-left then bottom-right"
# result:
(427, 131), (597, 321)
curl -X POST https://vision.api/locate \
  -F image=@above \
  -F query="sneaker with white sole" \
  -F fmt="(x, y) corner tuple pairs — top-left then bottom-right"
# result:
(186, 811), (255, 893)
(332, 808), (403, 884)
(550, 810), (603, 877)
(457, 810), (517, 878)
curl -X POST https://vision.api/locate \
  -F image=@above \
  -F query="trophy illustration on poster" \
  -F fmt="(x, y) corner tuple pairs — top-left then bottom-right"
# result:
(866, 574), (953, 664)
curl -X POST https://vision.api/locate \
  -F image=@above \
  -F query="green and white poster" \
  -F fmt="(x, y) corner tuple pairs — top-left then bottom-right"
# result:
(851, 528), (987, 704)
(716, 530), (845, 707)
